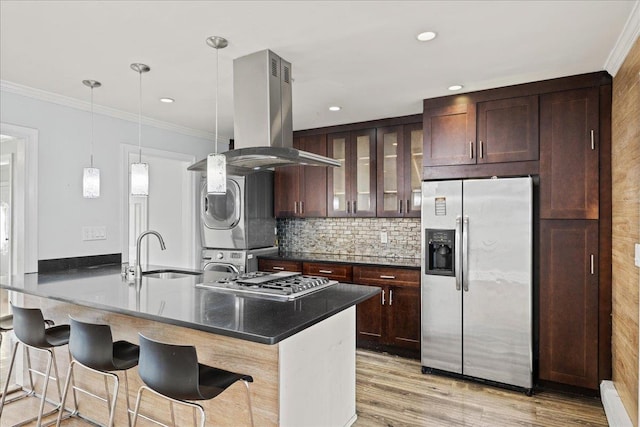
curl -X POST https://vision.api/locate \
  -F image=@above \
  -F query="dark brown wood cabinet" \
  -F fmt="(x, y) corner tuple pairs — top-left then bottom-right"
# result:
(274, 134), (328, 218)
(540, 87), (599, 219)
(302, 262), (352, 282)
(327, 129), (377, 217)
(257, 258), (302, 273)
(539, 220), (599, 389)
(376, 123), (422, 217)
(423, 95), (539, 167)
(353, 266), (420, 356)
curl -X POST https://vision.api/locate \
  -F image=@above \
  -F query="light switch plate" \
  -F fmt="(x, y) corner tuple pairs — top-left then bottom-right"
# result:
(635, 243), (640, 268)
(380, 231), (388, 244)
(82, 226), (107, 241)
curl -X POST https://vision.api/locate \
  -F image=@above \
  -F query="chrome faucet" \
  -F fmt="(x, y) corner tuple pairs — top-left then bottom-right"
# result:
(135, 230), (166, 283)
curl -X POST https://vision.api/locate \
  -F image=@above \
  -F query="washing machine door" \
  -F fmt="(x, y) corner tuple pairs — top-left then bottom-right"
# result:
(202, 262), (240, 274)
(201, 178), (241, 229)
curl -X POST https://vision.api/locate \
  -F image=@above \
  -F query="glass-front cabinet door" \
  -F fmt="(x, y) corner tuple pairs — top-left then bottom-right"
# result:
(376, 123), (422, 217)
(328, 129), (376, 217)
(405, 123), (423, 217)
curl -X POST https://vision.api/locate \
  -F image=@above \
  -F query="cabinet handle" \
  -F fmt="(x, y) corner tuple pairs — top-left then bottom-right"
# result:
(389, 289), (393, 306)
(319, 269), (333, 274)
(380, 275), (396, 279)
(469, 141), (474, 159)
(590, 254), (595, 275)
(294, 201), (298, 214)
(406, 199), (410, 213)
(353, 201), (357, 214)
(381, 290), (385, 305)
(300, 201), (304, 215)
(347, 201), (351, 214)
(272, 266), (285, 271)
(590, 130), (595, 150)
(399, 200), (403, 214)
(480, 141), (484, 158)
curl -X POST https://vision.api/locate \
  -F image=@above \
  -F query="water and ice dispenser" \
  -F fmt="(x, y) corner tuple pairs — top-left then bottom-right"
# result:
(425, 229), (455, 276)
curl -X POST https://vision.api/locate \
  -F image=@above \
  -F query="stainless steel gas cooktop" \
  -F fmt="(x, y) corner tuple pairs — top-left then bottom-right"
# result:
(195, 271), (338, 300)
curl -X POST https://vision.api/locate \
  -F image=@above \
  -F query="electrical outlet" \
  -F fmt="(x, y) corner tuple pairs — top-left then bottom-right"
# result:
(635, 243), (640, 268)
(380, 231), (388, 244)
(82, 226), (107, 241)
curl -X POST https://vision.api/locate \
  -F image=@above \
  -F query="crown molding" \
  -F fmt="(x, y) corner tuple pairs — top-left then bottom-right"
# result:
(604, 0), (640, 76)
(0, 79), (215, 140)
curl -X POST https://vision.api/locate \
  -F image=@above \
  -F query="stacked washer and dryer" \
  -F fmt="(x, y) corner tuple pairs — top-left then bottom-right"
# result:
(199, 171), (278, 273)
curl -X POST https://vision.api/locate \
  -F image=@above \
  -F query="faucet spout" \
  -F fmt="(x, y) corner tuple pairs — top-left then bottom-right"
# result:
(135, 230), (166, 283)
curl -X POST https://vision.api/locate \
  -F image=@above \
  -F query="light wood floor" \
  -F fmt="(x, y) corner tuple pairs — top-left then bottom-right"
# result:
(1, 347), (608, 426)
(354, 350), (607, 427)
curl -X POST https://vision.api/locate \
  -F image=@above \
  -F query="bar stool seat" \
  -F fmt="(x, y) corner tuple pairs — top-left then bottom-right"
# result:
(132, 334), (254, 427)
(0, 304), (70, 427)
(56, 317), (139, 427)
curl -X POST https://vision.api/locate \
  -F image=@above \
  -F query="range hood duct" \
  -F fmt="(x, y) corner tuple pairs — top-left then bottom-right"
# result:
(188, 49), (340, 173)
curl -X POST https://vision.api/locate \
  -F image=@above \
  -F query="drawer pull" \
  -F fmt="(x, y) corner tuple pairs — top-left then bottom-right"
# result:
(380, 275), (396, 279)
(318, 269), (333, 274)
(272, 266), (285, 271)
(381, 290), (385, 305)
(389, 289), (393, 306)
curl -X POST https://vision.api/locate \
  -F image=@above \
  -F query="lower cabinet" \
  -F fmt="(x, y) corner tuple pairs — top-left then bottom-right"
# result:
(257, 258), (421, 358)
(352, 266), (421, 357)
(258, 259), (302, 273)
(539, 220), (599, 389)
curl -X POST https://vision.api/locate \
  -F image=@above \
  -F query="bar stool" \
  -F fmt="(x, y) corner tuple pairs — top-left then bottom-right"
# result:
(0, 304), (70, 426)
(0, 313), (13, 347)
(131, 334), (254, 427)
(56, 317), (140, 427)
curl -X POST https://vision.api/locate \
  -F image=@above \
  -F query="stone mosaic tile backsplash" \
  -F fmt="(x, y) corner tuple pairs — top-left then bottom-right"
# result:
(276, 218), (421, 259)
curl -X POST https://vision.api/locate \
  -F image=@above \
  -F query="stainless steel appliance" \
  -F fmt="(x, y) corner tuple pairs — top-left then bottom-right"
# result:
(188, 49), (339, 173)
(196, 271), (338, 301)
(201, 247), (278, 274)
(200, 172), (276, 249)
(421, 177), (533, 391)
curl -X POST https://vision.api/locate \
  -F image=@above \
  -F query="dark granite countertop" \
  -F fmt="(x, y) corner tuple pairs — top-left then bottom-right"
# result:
(260, 252), (421, 269)
(1, 264), (380, 345)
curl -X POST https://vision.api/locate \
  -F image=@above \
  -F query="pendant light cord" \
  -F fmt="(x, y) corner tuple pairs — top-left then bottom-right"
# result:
(90, 86), (94, 168)
(215, 46), (219, 155)
(138, 70), (142, 163)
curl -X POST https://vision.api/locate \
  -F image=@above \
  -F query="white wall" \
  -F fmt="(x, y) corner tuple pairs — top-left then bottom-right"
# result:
(0, 90), (217, 260)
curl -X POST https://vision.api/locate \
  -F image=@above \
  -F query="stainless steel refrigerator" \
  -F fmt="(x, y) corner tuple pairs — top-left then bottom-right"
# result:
(420, 177), (533, 390)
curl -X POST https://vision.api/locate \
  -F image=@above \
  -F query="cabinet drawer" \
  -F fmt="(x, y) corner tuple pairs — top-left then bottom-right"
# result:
(353, 266), (419, 288)
(303, 262), (352, 282)
(258, 259), (302, 273)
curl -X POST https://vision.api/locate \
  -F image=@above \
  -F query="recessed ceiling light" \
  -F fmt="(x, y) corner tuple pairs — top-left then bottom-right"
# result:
(329, 106), (341, 111)
(448, 85), (463, 91)
(416, 31), (437, 42)
(160, 97), (175, 103)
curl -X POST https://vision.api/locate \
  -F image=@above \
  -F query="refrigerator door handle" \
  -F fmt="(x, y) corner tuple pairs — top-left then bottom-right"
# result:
(463, 215), (469, 292)
(455, 215), (462, 291)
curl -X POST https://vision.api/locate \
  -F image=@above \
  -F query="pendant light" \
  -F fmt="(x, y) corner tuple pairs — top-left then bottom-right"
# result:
(130, 63), (150, 196)
(206, 36), (228, 194)
(82, 79), (101, 198)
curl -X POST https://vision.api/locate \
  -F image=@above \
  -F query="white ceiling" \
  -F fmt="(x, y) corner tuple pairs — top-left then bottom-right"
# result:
(0, 1), (637, 142)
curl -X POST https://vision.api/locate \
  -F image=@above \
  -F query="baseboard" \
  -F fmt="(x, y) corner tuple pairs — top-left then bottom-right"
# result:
(600, 380), (633, 427)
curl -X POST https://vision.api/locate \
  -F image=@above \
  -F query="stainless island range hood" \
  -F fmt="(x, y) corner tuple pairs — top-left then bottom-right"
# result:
(188, 49), (340, 173)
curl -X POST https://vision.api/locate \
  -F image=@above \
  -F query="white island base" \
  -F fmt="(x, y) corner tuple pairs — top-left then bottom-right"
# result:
(14, 295), (357, 427)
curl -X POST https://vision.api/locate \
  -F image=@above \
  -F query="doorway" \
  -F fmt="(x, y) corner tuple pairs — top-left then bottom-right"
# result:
(122, 145), (198, 270)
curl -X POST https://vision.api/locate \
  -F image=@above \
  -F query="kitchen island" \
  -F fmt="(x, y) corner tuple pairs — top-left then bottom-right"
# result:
(1, 265), (379, 426)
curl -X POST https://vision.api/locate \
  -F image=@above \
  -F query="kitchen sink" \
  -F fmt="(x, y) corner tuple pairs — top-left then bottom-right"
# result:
(142, 269), (202, 279)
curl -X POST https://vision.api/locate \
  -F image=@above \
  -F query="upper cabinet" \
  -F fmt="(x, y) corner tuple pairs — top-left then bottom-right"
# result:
(376, 123), (423, 217)
(540, 87), (599, 219)
(274, 134), (328, 218)
(423, 95), (539, 167)
(327, 129), (377, 217)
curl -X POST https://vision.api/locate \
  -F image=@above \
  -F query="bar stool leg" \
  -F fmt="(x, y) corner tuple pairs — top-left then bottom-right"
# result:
(169, 401), (176, 426)
(123, 370), (133, 427)
(243, 380), (255, 427)
(131, 385), (147, 427)
(56, 359), (76, 426)
(0, 341), (20, 413)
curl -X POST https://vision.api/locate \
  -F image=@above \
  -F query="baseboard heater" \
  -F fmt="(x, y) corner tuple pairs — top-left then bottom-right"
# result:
(600, 380), (633, 427)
